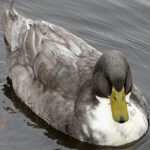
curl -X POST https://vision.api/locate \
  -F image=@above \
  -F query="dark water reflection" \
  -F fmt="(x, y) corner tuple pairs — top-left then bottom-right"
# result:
(0, 0), (150, 150)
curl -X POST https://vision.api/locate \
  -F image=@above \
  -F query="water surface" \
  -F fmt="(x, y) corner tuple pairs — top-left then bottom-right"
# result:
(0, 0), (150, 149)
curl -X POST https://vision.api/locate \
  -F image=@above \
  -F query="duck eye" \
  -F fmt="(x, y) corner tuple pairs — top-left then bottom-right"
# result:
(114, 96), (117, 101)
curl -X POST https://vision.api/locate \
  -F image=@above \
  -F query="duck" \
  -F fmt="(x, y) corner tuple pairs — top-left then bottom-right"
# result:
(2, 0), (148, 146)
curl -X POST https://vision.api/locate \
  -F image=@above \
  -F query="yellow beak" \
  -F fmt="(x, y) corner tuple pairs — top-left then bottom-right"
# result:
(110, 86), (129, 123)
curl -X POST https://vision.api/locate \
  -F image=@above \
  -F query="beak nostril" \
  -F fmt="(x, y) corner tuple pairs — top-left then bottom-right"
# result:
(119, 116), (125, 124)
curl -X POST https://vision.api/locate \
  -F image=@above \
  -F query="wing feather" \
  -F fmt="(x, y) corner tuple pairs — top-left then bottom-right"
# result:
(2, 1), (101, 98)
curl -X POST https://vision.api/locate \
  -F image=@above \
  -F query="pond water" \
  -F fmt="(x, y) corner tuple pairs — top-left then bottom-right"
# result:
(0, 0), (150, 149)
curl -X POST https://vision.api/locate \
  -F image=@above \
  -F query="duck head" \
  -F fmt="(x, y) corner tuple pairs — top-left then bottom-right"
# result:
(93, 50), (132, 123)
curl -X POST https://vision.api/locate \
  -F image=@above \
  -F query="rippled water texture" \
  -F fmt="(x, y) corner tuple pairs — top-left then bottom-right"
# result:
(0, 0), (150, 149)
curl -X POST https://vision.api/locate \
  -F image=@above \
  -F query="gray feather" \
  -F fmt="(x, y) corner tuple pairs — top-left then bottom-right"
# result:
(2, 0), (101, 134)
(2, 0), (148, 145)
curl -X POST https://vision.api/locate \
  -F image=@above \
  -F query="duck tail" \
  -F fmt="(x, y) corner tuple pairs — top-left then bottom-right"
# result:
(2, 0), (18, 50)
(9, 0), (18, 20)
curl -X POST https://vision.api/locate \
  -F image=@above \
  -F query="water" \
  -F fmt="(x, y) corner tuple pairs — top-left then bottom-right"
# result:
(0, 0), (150, 149)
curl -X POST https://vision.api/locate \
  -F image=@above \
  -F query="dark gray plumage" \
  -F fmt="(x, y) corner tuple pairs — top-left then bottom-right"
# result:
(2, 0), (148, 146)
(93, 51), (133, 97)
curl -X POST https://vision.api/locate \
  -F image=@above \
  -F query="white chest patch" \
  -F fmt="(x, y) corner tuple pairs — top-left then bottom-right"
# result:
(82, 94), (148, 146)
